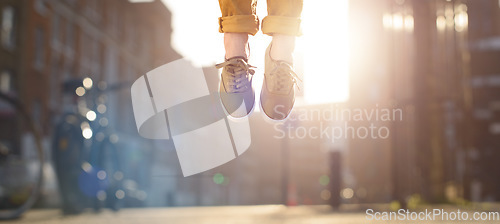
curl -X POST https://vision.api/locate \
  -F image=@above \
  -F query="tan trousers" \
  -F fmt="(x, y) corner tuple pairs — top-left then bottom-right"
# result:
(218, 0), (303, 36)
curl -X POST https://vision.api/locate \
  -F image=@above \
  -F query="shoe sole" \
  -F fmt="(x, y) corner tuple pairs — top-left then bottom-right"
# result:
(258, 94), (294, 124)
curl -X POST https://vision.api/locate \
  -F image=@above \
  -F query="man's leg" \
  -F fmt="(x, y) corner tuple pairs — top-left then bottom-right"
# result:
(224, 33), (249, 59)
(263, 0), (303, 62)
(217, 0), (259, 118)
(260, 0), (303, 120)
(219, 0), (258, 58)
(263, 0), (303, 36)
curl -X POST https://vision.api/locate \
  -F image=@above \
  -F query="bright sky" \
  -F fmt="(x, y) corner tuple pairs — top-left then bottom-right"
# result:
(161, 0), (349, 105)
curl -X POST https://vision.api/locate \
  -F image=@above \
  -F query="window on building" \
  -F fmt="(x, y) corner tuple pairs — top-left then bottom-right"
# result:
(87, 0), (97, 10)
(32, 99), (42, 130)
(108, 6), (118, 37)
(34, 27), (45, 70)
(128, 20), (138, 51)
(65, 0), (77, 6)
(0, 70), (12, 93)
(141, 39), (150, 65)
(85, 0), (100, 22)
(90, 39), (100, 77)
(35, 0), (48, 15)
(49, 57), (60, 108)
(66, 21), (75, 53)
(62, 63), (71, 80)
(80, 32), (89, 72)
(51, 13), (60, 46)
(1, 6), (16, 50)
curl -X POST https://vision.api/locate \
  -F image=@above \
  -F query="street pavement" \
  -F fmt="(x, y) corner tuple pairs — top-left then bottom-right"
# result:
(3, 204), (500, 224)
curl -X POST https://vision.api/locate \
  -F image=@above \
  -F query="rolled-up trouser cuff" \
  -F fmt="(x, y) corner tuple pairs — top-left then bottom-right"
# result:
(262, 16), (302, 36)
(218, 15), (260, 36)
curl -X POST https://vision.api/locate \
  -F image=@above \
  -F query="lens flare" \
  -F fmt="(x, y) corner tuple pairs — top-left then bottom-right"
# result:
(83, 77), (93, 89)
(319, 175), (330, 186)
(213, 173), (224, 184)
(97, 170), (107, 180)
(82, 127), (93, 139)
(321, 189), (332, 200)
(75, 87), (86, 96)
(115, 190), (125, 199)
(341, 188), (354, 199)
(86, 110), (97, 121)
(301, 0), (350, 104)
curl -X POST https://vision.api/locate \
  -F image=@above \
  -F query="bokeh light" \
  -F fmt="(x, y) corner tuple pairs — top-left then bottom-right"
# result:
(454, 4), (468, 32)
(81, 162), (92, 173)
(99, 117), (109, 127)
(213, 173), (225, 185)
(97, 190), (107, 201)
(392, 13), (404, 30)
(320, 189), (331, 201)
(341, 188), (354, 199)
(83, 77), (93, 89)
(319, 175), (330, 186)
(75, 86), (86, 96)
(114, 171), (124, 181)
(110, 134), (119, 143)
(436, 15), (446, 31)
(404, 15), (414, 31)
(97, 170), (107, 180)
(97, 104), (107, 114)
(115, 189), (125, 199)
(82, 127), (93, 139)
(86, 110), (97, 121)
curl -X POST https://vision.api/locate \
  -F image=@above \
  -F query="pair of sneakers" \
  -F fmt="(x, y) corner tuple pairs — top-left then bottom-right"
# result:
(216, 43), (300, 120)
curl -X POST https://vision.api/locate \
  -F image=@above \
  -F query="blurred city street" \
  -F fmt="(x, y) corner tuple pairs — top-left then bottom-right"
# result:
(4, 204), (500, 224)
(2, 0), (500, 222)
(5, 205), (362, 224)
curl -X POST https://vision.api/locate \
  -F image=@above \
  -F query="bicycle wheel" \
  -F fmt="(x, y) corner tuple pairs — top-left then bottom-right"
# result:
(0, 92), (44, 220)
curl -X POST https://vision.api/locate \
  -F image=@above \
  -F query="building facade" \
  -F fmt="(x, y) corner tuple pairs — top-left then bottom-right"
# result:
(349, 0), (500, 205)
(0, 0), (180, 207)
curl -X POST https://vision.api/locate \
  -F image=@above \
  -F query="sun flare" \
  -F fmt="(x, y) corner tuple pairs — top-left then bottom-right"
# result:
(163, 0), (350, 106)
(299, 0), (350, 104)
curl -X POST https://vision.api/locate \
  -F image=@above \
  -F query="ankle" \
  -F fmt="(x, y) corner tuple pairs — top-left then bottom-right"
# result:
(270, 34), (295, 64)
(224, 33), (249, 59)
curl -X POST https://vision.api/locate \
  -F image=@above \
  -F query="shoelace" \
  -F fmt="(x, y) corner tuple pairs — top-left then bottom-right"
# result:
(216, 58), (255, 93)
(272, 61), (302, 92)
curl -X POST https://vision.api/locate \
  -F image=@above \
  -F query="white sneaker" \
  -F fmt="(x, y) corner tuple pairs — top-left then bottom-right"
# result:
(260, 43), (300, 120)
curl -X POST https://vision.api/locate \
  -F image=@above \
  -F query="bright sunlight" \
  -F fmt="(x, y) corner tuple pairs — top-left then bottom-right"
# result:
(162, 0), (350, 105)
(299, 0), (350, 104)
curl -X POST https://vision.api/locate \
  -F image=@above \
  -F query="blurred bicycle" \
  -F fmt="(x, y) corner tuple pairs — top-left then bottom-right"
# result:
(53, 77), (125, 213)
(0, 91), (44, 219)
